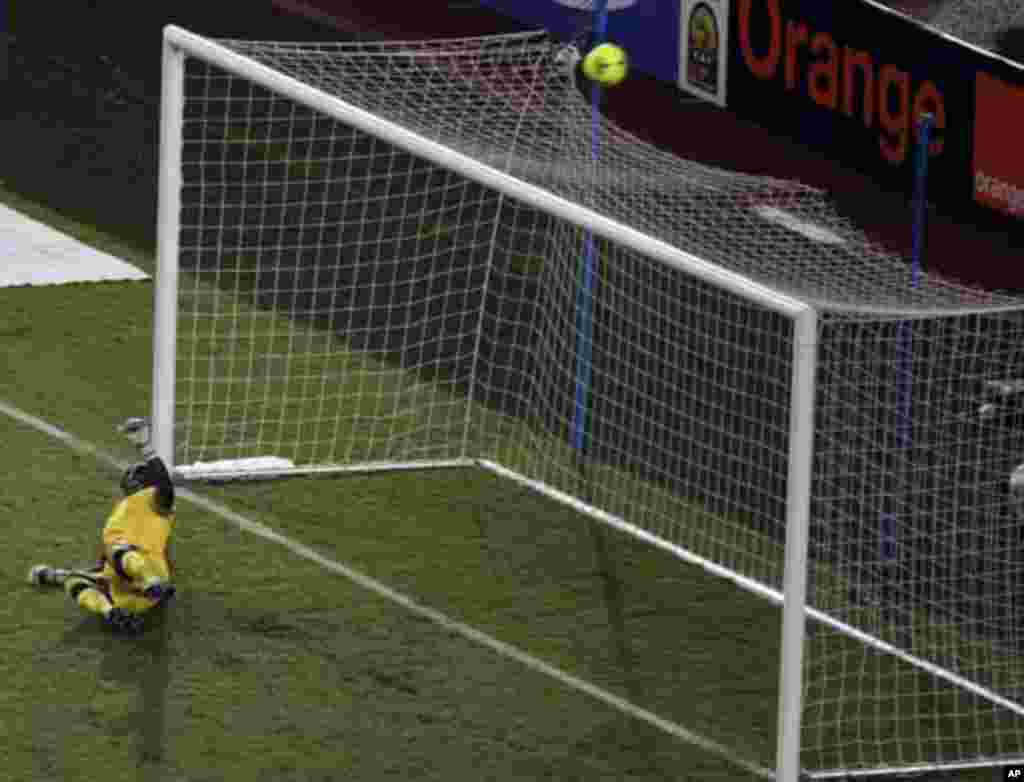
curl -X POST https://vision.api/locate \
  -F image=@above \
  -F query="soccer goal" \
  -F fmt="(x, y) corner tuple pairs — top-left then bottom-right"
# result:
(152, 24), (1024, 779)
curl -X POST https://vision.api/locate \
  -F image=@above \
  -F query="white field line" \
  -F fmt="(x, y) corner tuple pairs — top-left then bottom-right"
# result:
(0, 397), (775, 780)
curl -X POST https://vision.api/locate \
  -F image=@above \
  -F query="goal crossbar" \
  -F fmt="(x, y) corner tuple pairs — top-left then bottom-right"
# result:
(158, 25), (808, 321)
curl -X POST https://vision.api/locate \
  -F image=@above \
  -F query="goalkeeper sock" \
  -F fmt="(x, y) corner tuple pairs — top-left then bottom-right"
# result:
(65, 576), (112, 617)
(77, 588), (113, 616)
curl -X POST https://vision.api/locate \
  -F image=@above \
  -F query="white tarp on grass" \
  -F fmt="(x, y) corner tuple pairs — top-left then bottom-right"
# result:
(0, 202), (148, 287)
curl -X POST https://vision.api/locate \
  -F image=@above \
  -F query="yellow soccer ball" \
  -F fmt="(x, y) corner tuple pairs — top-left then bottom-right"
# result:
(582, 43), (629, 87)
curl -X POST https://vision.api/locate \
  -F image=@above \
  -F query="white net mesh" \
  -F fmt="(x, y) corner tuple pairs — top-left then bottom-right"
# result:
(881, 0), (1024, 55)
(211, 33), (1018, 316)
(167, 29), (1024, 777)
(928, 1), (1024, 52)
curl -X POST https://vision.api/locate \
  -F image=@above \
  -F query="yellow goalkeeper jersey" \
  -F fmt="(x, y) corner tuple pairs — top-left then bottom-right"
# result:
(102, 487), (174, 556)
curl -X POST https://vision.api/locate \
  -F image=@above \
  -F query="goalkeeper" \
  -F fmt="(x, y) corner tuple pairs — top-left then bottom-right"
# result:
(28, 453), (177, 634)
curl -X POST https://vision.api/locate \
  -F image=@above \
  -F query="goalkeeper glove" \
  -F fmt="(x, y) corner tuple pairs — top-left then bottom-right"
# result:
(106, 607), (145, 635)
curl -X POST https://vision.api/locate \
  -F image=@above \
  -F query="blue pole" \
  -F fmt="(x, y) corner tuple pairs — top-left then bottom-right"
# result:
(881, 113), (934, 564)
(908, 114), (934, 293)
(571, 1), (609, 457)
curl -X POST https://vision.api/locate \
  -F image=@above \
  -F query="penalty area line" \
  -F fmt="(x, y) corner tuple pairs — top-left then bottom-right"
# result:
(0, 397), (774, 780)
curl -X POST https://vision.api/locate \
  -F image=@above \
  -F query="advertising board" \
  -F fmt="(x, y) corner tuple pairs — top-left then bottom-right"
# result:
(730, 0), (959, 190)
(678, 0), (730, 106)
(973, 70), (1024, 218)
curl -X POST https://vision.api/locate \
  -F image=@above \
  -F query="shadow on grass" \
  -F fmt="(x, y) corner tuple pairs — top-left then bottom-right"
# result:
(58, 602), (174, 776)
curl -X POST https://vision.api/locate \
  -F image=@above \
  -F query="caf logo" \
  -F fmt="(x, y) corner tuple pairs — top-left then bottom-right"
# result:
(687, 2), (719, 95)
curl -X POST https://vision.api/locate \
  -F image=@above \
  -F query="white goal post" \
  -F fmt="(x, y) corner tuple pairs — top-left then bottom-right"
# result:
(153, 25), (1024, 780)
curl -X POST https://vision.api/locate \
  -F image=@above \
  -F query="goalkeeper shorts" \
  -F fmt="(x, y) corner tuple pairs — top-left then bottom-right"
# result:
(96, 540), (172, 614)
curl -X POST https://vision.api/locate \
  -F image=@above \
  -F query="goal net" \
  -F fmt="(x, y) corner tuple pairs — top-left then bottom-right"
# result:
(154, 25), (1024, 779)
(911, 0), (1024, 55)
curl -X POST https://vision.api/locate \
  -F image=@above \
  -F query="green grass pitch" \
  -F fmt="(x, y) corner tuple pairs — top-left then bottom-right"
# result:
(0, 238), (773, 780)
(0, 180), (1012, 782)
